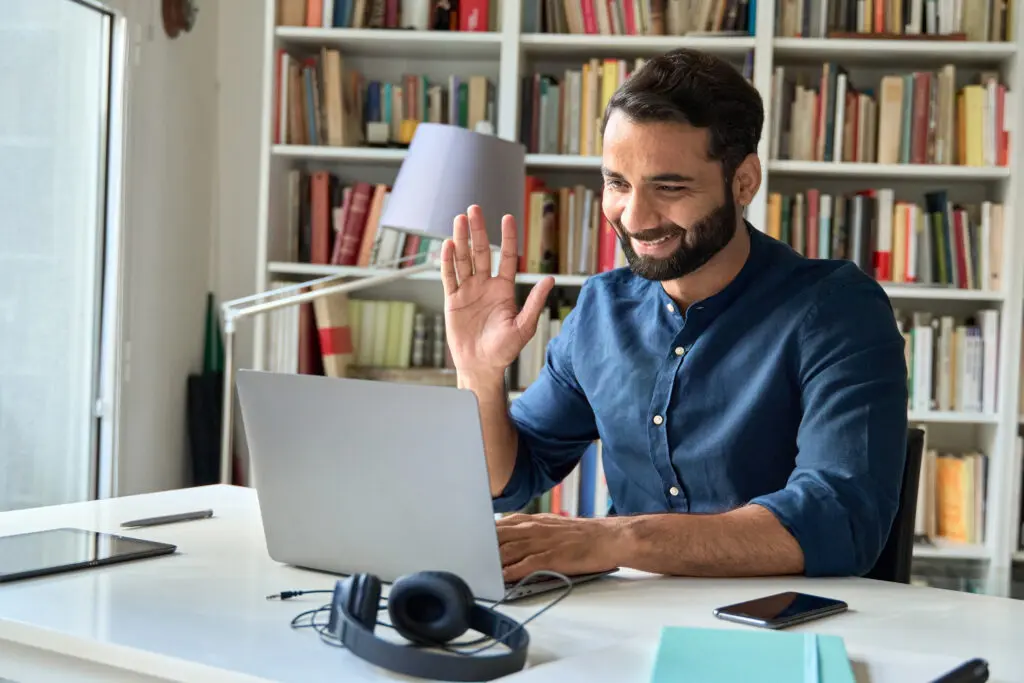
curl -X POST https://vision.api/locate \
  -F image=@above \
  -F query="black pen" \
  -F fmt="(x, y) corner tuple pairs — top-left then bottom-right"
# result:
(929, 658), (989, 683)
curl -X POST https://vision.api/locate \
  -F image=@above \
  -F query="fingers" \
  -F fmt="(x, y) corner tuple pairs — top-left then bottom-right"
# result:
(515, 276), (556, 339)
(494, 512), (532, 527)
(498, 539), (537, 568)
(467, 205), (493, 277)
(502, 552), (552, 583)
(496, 521), (540, 544)
(496, 213), (519, 282)
(439, 239), (458, 296)
(451, 213), (473, 282)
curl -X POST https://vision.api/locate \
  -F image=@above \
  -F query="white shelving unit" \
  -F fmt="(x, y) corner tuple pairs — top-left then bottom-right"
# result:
(252, 0), (1024, 596)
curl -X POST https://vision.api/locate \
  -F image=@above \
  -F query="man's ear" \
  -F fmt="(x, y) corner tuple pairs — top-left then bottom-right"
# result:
(732, 153), (762, 207)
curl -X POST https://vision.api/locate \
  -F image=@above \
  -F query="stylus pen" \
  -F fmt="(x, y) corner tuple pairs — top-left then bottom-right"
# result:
(121, 509), (214, 528)
(929, 658), (989, 683)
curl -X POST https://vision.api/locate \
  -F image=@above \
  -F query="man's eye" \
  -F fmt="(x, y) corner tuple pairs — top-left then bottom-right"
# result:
(657, 185), (686, 193)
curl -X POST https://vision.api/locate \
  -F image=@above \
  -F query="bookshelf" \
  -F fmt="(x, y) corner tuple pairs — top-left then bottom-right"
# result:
(251, 0), (1024, 597)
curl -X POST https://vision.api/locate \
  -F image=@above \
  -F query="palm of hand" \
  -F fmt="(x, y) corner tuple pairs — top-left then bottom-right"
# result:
(440, 206), (554, 378)
(446, 277), (523, 372)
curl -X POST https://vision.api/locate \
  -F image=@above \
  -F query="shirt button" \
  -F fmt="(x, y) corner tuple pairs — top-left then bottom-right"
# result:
(674, 346), (684, 356)
(669, 486), (680, 496)
(652, 415), (664, 425)
(666, 304), (674, 312)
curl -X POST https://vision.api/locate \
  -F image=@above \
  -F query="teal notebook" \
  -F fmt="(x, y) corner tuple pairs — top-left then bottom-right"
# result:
(649, 626), (856, 683)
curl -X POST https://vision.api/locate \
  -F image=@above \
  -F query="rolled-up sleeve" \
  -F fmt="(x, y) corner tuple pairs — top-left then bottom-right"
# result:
(493, 304), (600, 513)
(750, 273), (909, 577)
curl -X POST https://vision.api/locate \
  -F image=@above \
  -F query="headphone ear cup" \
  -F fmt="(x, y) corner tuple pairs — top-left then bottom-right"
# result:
(348, 573), (382, 630)
(387, 571), (473, 645)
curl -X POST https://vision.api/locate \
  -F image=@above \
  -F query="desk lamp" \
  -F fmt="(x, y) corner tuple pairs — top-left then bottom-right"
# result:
(218, 123), (526, 484)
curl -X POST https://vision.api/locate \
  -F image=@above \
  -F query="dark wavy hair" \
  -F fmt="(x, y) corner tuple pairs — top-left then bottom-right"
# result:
(601, 48), (764, 182)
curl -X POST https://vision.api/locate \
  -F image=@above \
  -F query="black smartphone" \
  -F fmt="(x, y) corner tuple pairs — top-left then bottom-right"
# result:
(712, 591), (848, 629)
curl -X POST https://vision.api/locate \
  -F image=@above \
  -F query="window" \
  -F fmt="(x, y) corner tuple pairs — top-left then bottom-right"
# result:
(0, 0), (126, 510)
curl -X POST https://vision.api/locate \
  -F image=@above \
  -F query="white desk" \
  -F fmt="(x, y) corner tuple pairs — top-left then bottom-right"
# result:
(0, 485), (1020, 683)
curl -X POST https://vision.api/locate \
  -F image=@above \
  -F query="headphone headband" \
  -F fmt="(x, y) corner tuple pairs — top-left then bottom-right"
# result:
(327, 573), (530, 681)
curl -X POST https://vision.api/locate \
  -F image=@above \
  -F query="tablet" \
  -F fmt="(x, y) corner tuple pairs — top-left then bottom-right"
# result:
(0, 527), (177, 584)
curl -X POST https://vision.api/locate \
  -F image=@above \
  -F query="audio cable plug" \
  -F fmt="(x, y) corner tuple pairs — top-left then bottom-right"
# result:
(266, 589), (333, 600)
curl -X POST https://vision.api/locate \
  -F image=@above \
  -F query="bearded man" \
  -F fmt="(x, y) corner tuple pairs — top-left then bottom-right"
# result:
(438, 48), (909, 583)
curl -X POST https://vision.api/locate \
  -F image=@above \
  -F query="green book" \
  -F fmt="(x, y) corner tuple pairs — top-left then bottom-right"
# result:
(649, 626), (855, 683)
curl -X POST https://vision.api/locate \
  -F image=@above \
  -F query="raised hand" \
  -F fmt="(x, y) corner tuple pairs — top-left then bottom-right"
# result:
(440, 205), (554, 384)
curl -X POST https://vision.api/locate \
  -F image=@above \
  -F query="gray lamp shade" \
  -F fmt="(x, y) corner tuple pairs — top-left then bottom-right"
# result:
(379, 123), (526, 251)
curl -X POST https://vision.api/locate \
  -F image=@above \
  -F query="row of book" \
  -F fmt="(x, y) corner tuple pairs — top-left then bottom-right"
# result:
(770, 63), (1010, 166)
(274, 47), (494, 148)
(898, 309), (1000, 414)
(521, 176), (629, 275)
(279, 0), (1013, 40)
(283, 169), (448, 270)
(282, 169), (1006, 296)
(765, 189), (1004, 291)
(280, 168), (630, 276)
(264, 284), (455, 379)
(277, 0), (492, 31)
(775, 0), (1014, 41)
(914, 441), (989, 547)
(525, 0), (755, 36)
(520, 54), (752, 156)
(513, 299), (573, 389)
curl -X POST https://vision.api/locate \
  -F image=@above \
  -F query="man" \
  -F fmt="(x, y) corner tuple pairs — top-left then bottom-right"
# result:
(438, 48), (908, 583)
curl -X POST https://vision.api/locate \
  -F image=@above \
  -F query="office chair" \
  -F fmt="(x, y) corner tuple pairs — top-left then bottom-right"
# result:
(864, 427), (926, 583)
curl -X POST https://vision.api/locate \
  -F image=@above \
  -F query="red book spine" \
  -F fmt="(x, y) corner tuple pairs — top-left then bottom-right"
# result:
(622, 0), (636, 33)
(458, 0), (489, 30)
(806, 189), (819, 259)
(597, 216), (617, 272)
(310, 172), (331, 264)
(306, 0), (323, 26)
(338, 182), (373, 265)
(401, 235), (421, 267)
(581, 0), (598, 33)
(385, 0), (400, 27)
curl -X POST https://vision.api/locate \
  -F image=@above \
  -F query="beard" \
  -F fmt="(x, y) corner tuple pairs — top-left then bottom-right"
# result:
(613, 197), (738, 282)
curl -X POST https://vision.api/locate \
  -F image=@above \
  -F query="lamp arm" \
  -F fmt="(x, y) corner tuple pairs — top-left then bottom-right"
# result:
(223, 259), (437, 331)
(217, 254), (440, 486)
(220, 250), (434, 324)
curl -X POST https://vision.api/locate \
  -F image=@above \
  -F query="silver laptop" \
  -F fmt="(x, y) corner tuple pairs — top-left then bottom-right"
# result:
(235, 369), (615, 602)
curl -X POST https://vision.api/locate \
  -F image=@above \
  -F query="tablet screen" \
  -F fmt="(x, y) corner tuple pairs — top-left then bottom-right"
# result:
(0, 528), (176, 582)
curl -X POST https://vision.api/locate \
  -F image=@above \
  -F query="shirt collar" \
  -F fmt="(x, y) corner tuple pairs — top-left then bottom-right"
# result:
(659, 220), (769, 320)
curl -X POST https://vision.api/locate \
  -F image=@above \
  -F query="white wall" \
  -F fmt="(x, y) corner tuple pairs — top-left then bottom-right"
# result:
(211, 0), (266, 382)
(107, 0), (220, 496)
(95, 0), (264, 496)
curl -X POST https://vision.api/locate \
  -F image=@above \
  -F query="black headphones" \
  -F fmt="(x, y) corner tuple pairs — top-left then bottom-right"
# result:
(326, 570), (530, 681)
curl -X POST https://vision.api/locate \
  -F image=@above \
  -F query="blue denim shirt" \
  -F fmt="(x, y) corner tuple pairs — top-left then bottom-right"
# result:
(496, 222), (909, 577)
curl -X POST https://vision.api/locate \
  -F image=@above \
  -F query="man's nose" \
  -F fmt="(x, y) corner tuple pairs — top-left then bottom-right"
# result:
(620, 192), (660, 234)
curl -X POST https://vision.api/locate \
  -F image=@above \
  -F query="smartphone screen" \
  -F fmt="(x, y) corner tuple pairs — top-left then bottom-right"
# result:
(713, 592), (847, 628)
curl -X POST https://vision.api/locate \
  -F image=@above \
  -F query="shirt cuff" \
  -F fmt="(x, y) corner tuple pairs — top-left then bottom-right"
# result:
(749, 481), (862, 577)
(491, 438), (538, 513)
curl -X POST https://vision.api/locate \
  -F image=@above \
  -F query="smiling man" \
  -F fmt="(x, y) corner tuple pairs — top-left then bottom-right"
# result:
(438, 48), (909, 583)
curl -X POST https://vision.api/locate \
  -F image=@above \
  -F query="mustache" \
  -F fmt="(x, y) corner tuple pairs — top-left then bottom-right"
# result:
(613, 220), (685, 242)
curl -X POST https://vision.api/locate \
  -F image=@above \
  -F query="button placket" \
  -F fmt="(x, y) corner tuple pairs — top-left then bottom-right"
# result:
(646, 327), (691, 511)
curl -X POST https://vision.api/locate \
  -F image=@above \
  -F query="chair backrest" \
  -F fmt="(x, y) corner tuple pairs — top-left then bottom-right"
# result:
(864, 427), (926, 583)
